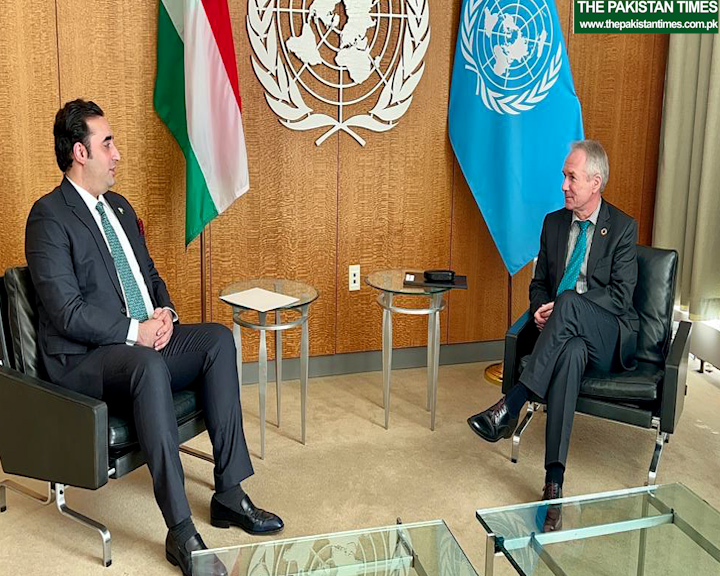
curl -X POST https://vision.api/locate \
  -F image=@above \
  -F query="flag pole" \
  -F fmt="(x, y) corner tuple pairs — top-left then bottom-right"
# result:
(200, 229), (207, 322)
(181, 227), (216, 464)
(484, 270), (512, 386)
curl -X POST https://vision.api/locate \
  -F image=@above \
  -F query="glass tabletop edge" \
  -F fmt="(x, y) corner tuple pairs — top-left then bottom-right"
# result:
(475, 483), (664, 518)
(193, 518), (447, 556)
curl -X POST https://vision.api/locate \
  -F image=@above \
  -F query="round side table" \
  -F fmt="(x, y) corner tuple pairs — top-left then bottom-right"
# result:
(221, 279), (318, 459)
(366, 270), (451, 431)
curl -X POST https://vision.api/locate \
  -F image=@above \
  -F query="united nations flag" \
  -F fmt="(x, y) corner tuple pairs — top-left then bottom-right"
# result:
(448, 0), (583, 275)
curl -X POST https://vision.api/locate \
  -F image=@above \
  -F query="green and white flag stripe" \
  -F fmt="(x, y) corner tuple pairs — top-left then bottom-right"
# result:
(155, 0), (249, 245)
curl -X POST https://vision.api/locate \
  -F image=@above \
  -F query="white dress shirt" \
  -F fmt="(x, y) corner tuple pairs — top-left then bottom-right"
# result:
(68, 178), (156, 345)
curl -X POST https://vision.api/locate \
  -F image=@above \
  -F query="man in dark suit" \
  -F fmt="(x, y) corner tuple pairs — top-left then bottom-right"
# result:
(25, 99), (283, 576)
(468, 140), (639, 530)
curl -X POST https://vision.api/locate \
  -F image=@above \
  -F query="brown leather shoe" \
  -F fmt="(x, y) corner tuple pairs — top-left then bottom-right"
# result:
(467, 398), (519, 442)
(541, 482), (563, 532)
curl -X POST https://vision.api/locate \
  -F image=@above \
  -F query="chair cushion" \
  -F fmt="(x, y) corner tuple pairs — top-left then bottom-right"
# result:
(580, 361), (663, 401)
(108, 389), (202, 449)
(518, 356), (662, 402)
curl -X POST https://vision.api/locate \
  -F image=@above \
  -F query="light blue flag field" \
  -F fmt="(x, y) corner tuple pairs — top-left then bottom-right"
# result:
(449, 0), (583, 275)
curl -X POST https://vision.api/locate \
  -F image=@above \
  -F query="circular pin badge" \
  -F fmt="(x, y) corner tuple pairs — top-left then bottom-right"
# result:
(600, 227), (608, 236)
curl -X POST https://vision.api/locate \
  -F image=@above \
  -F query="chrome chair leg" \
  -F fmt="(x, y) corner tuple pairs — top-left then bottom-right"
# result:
(647, 424), (668, 486)
(511, 403), (538, 463)
(55, 483), (112, 567)
(0, 478), (54, 511)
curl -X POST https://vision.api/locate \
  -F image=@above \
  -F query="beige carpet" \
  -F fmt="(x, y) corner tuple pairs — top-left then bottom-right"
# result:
(1, 359), (719, 575)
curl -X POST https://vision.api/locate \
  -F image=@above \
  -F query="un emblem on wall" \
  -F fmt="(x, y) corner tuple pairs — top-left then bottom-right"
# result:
(460, 0), (562, 115)
(247, 0), (430, 146)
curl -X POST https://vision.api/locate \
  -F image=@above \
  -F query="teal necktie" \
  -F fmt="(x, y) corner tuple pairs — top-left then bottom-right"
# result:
(95, 202), (149, 321)
(556, 220), (592, 296)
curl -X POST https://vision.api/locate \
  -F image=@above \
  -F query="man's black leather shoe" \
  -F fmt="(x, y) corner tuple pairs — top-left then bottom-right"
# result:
(210, 494), (284, 535)
(165, 531), (228, 576)
(467, 398), (519, 442)
(541, 482), (563, 532)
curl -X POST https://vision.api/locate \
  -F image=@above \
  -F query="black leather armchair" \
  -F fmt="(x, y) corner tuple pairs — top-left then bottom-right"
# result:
(0, 266), (210, 567)
(502, 245), (692, 485)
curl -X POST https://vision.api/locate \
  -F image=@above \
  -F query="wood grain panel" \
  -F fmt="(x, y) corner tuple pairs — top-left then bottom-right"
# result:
(568, 33), (667, 236)
(448, 169), (507, 344)
(639, 35), (669, 246)
(56, 0), (202, 322)
(208, 0), (338, 362)
(336, 0), (456, 353)
(558, 0), (573, 42)
(511, 262), (534, 324)
(0, 1), (59, 272)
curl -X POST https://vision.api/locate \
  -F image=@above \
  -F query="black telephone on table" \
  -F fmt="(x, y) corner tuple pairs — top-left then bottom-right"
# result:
(423, 269), (455, 283)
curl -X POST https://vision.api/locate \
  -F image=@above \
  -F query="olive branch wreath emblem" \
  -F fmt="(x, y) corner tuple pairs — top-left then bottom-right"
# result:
(460, 0), (561, 116)
(247, 0), (431, 145)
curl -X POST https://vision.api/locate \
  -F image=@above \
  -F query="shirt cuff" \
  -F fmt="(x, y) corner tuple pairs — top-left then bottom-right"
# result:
(164, 307), (179, 323)
(126, 319), (139, 346)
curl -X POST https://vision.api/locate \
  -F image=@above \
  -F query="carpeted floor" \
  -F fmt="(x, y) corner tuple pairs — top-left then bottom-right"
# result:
(1, 359), (719, 575)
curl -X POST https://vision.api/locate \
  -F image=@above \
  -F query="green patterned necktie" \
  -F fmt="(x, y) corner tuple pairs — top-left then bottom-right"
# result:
(95, 202), (149, 321)
(556, 220), (592, 296)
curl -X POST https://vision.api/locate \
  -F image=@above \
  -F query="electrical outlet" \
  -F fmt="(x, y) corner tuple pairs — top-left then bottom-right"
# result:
(349, 264), (361, 291)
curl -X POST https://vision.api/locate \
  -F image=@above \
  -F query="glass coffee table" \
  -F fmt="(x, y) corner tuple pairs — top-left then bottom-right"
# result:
(366, 270), (452, 431)
(477, 483), (720, 575)
(221, 279), (318, 459)
(193, 519), (478, 575)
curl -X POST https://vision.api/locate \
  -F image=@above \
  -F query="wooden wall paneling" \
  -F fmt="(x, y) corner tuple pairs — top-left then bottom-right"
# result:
(448, 172), (508, 344)
(210, 0), (338, 362)
(557, 0), (572, 41)
(511, 262), (534, 324)
(568, 33), (665, 234)
(639, 35), (669, 245)
(56, 0), (202, 322)
(336, 0), (455, 354)
(0, 1), (59, 271)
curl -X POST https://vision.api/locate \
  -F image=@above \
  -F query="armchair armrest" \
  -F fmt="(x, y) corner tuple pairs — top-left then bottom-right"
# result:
(0, 366), (109, 490)
(502, 311), (538, 393)
(659, 321), (692, 434)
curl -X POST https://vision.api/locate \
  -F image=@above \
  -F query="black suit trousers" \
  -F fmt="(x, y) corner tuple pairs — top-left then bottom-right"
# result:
(58, 323), (253, 527)
(519, 291), (624, 468)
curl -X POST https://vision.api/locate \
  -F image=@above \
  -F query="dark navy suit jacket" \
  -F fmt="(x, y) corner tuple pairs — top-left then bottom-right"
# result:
(25, 177), (173, 397)
(529, 200), (639, 370)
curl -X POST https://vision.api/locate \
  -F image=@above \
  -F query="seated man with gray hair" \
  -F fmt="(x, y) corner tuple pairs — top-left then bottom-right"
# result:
(468, 140), (639, 531)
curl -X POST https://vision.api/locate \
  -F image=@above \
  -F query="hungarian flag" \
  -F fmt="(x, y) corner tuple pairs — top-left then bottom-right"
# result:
(155, 0), (250, 245)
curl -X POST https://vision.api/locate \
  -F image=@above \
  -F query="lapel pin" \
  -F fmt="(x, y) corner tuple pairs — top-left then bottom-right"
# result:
(118, 207), (124, 215)
(600, 227), (608, 236)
